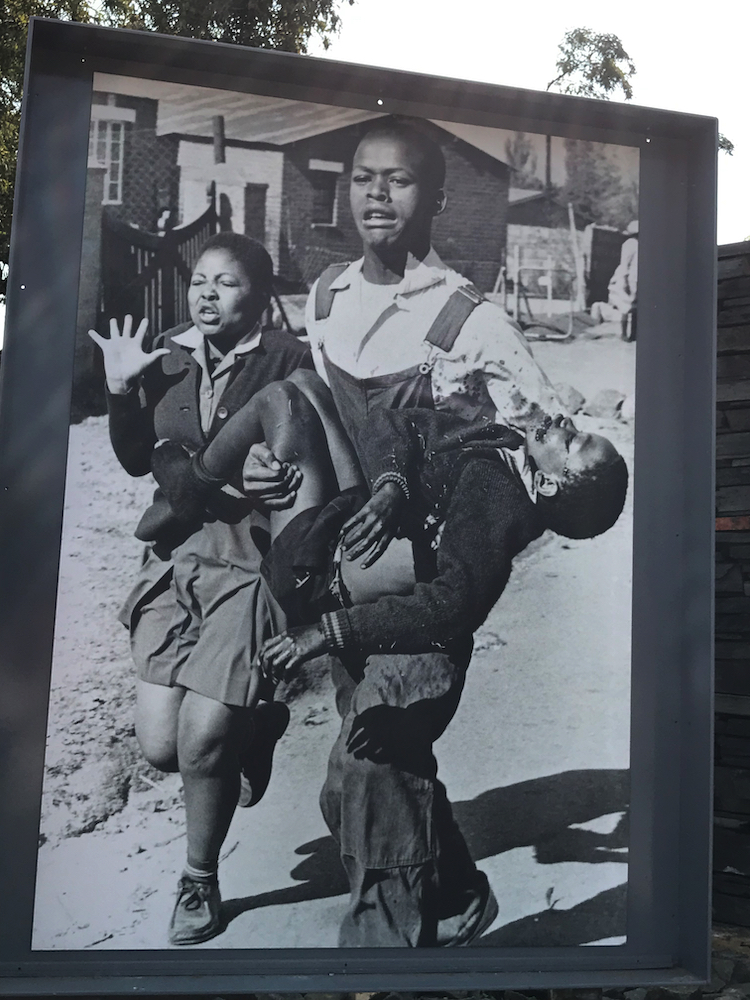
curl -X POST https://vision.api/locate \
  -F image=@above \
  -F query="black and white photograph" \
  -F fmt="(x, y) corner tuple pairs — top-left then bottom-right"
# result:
(31, 71), (638, 952)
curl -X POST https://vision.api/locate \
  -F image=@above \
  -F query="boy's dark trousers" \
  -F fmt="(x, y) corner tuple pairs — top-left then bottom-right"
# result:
(320, 641), (486, 947)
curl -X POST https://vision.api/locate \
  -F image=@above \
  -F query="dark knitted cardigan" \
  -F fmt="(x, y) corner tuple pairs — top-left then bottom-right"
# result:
(320, 408), (543, 655)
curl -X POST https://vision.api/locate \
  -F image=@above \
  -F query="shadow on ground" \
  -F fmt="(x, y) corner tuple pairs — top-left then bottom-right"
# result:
(477, 883), (628, 947)
(454, 767), (629, 865)
(222, 766), (629, 941)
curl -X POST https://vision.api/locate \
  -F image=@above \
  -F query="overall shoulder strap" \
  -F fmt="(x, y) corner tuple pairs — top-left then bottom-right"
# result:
(424, 284), (485, 353)
(314, 263), (351, 321)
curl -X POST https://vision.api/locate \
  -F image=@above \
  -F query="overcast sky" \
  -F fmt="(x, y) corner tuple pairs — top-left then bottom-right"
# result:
(309, 0), (747, 246)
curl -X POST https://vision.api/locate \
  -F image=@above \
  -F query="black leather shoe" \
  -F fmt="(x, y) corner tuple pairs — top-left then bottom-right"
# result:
(238, 701), (291, 808)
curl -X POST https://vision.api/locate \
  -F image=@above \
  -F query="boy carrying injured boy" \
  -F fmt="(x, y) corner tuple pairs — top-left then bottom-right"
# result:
(151, 372), (628, 948)
(151, 377), (627, 678)
(151, 113), (630, 948)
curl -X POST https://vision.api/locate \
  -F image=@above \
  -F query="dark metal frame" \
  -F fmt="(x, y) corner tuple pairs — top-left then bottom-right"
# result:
(0, 17), (717, 993)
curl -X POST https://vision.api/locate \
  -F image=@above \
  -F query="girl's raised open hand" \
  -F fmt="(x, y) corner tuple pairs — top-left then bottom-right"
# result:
(88, 315), (170, 395)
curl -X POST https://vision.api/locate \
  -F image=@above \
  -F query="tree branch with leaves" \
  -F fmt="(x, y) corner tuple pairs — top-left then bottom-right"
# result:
(548, 27), (732, 160)
(547, 28), (636, 101)
(0, 0), (353, 299)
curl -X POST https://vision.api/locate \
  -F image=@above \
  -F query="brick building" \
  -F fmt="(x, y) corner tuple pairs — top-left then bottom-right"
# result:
(275, 118), (509, 291)
(89, 91), (180, 232)
(172, 117), (510, 293)
(85, 88), (511, 294)
(76, 88), (511, 413)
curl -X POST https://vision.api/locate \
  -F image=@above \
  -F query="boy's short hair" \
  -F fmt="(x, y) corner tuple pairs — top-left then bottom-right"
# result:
(537, 454), (629, 540)
(198, 232), (274, 310)
(358, 117), (446, 192)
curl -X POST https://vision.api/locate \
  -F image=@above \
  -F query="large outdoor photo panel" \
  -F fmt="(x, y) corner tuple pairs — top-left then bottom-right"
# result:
(0, 18), (715, 993)
(33, 71), (638, 954)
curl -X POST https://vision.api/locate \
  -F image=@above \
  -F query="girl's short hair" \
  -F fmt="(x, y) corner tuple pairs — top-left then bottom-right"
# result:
(197, 232), (274, 296)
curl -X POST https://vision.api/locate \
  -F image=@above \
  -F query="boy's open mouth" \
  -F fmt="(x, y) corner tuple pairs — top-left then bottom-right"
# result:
(363, 209), (396, 224)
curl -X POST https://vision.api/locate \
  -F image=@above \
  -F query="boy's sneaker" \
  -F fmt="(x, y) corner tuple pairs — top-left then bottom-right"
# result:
(238, 701), (291, 808)
(168, 874), (222, 946)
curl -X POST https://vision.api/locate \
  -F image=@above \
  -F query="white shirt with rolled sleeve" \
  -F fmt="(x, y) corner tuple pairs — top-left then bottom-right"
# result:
(305, 249), (565, 436)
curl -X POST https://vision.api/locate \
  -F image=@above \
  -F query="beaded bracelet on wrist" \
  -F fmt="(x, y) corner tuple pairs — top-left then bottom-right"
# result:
(372, 471), (410, 502)
(321, 610), (355, 652)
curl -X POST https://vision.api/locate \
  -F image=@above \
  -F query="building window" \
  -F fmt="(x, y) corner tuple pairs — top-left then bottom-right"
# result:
(310, 171), (338, 225)
(89, 119), (126, 204)
(88, 98), (136, 206)
(308, 159), (344, 227)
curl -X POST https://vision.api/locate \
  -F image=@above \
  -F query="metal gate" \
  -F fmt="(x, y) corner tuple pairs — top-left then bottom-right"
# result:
(100, 193), (218, 335)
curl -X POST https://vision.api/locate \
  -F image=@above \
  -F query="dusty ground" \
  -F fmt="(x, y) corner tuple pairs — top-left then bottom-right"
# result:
(32, 324), (635, 951)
